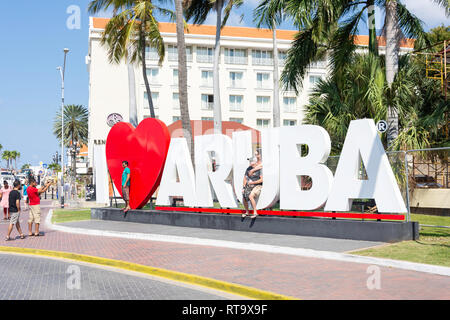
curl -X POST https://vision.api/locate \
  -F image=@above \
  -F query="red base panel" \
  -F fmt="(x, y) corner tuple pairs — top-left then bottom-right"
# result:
(155, 206), (405, 221)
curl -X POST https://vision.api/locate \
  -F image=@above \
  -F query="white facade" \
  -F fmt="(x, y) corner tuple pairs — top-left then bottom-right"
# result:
(86, 17), (413, 166)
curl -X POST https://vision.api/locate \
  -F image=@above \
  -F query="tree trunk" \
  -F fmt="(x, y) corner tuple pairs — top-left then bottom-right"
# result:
(140, 24), (156, 119)
(127, 48), (139, 127)
(368, 0), (378, 55)
(272, 23), (280, 128)
(385, 0), (399, 148)
(213, 0), (223, 135)
(175, 0), (195, 164)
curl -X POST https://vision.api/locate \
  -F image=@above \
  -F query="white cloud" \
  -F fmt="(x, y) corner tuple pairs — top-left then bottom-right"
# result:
(402, 0), (450, 30)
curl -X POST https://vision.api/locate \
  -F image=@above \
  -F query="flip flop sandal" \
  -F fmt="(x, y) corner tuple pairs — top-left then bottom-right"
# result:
(5, 236), (11, 241)
(20, 235), (25, 239)
(34, 233), (40, 237)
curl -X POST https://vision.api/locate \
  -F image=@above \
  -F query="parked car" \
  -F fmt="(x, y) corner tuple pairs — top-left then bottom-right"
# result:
(1, 171), (15, 184)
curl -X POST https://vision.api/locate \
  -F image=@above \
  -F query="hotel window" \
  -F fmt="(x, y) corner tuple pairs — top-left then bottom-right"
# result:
(283, 119), (297, 126)
(202, 117), (214, 121)
(197, 47), (214, 63)
(309, 75), (322, 88)
(256, 72), (271, 89)
(201, 70), (213, 87)
(224, 48), (247, 65)
(252, 50), (273, 66)
(229, 71), (243, 88)
(173, 93), (180, 109)
(168, 45), (193, 62)
(146, 68), (159, 84)
(229, 95), (243, 111)
(256, 96), (271, 112)
(283, 97), (297, 113)
(201, 94), (214, 110)
(257, 119), (270, 129)
(229, 118), (243, 124)
(278, 51), (287, 66)
(309, 59), (327, 69)
(172, 69), (178, 85)
(144, 92), (159, 109)
(145, 46), (159, 60)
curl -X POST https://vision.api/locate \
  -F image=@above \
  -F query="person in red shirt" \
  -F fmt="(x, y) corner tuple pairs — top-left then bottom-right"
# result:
(27, 177), (51, 237)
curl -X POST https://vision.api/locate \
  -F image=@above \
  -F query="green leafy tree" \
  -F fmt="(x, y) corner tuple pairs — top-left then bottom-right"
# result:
(305, 53), (448, 154)
(89, 0), (175, 120)
(184, 0), (244, 134)
(2, 151), (12, 169)
(254, 0), (288, 128)
(53, 105), (89, 181)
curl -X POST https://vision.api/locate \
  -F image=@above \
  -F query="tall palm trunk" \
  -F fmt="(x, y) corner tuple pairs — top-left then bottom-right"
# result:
(175, 0), (195, 164)
(127, 55), (139, 127)
(272, 21), (280, 128)
(368, 0), (378, 55)
(140, 24), (156, 119)
(385, 0), (399, 148)
(213, 0), (223, 135)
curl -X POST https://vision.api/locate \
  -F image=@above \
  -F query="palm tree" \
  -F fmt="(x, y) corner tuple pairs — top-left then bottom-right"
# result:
(384, 0), (449, 147)
(89, 0), (174, 122)
(278, 0), (432, 92)
(305, 53), (446, 154)
(53, 105), (89, 181)
(10, 151), (19, 170)
(254, 0), (288, 128)
(89, 1), (139, 127)
(175, 0), (194, 163)
(2, 151), (12, 169)
(184, 0), (244, 134)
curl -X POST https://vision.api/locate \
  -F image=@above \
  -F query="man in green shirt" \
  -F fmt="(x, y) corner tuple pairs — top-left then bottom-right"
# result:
(122, 161), (131, 213)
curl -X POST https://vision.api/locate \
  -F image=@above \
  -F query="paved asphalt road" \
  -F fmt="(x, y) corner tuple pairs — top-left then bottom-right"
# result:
(0, 253), (236, 300)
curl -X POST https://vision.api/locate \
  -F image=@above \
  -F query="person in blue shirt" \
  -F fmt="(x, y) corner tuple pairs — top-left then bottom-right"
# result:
(23, 181), (29, 210)
(122, 161), (131, 213)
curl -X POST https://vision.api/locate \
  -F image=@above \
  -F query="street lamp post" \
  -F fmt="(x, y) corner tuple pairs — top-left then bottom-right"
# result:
(57, 48), (69, 209)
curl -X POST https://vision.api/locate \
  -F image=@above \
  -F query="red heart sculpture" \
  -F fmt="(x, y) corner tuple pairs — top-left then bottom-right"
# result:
(106, 118), (171, 209)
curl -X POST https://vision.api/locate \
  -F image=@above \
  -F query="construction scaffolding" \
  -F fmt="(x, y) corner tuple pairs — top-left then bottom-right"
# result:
(423, 39), (449, 99)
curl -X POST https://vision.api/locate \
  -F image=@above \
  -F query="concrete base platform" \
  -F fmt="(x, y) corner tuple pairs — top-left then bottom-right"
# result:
(91, 208), (419, 243)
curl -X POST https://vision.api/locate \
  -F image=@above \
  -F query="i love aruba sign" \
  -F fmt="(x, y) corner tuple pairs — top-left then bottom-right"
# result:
(105, 118), (407, 214)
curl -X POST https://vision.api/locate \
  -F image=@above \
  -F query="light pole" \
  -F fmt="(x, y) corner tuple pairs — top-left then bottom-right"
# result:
(57, 48), (69, 209)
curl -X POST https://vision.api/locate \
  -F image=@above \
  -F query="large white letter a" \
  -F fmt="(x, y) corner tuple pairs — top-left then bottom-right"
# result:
(325, 119), (407, 213)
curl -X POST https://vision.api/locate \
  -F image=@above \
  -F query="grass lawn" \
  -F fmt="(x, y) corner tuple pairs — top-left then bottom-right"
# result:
(52, 209), (91, 224)
(351, 213), (450, 267)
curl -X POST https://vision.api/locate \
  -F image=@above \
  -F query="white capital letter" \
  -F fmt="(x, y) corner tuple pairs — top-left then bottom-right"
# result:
(325, 119), (407, 213)
(156, 138), (196, 207)
(257, 128), (280, 209)
(195, 134), (237, 208)
(280, 125), (333, 210)
(232, 131), (253, 204)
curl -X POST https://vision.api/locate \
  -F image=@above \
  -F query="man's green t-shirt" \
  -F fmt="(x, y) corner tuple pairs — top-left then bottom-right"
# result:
(122, 167), (131, 187)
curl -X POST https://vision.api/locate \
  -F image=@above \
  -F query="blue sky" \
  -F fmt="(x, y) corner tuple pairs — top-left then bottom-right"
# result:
(0, 0), (448, 168)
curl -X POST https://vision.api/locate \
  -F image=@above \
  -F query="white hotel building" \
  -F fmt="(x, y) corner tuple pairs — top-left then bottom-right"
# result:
(86, 17), (414, 165)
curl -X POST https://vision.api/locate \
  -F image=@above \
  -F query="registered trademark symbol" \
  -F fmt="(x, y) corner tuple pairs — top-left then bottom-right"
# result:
(376, 120), (388, 134)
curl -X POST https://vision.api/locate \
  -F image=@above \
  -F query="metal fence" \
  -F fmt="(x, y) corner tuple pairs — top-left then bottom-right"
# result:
(325, 147), (450, 222)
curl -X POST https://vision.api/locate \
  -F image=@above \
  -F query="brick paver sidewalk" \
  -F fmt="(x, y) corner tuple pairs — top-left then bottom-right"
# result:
(1, 200), (449, 300)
